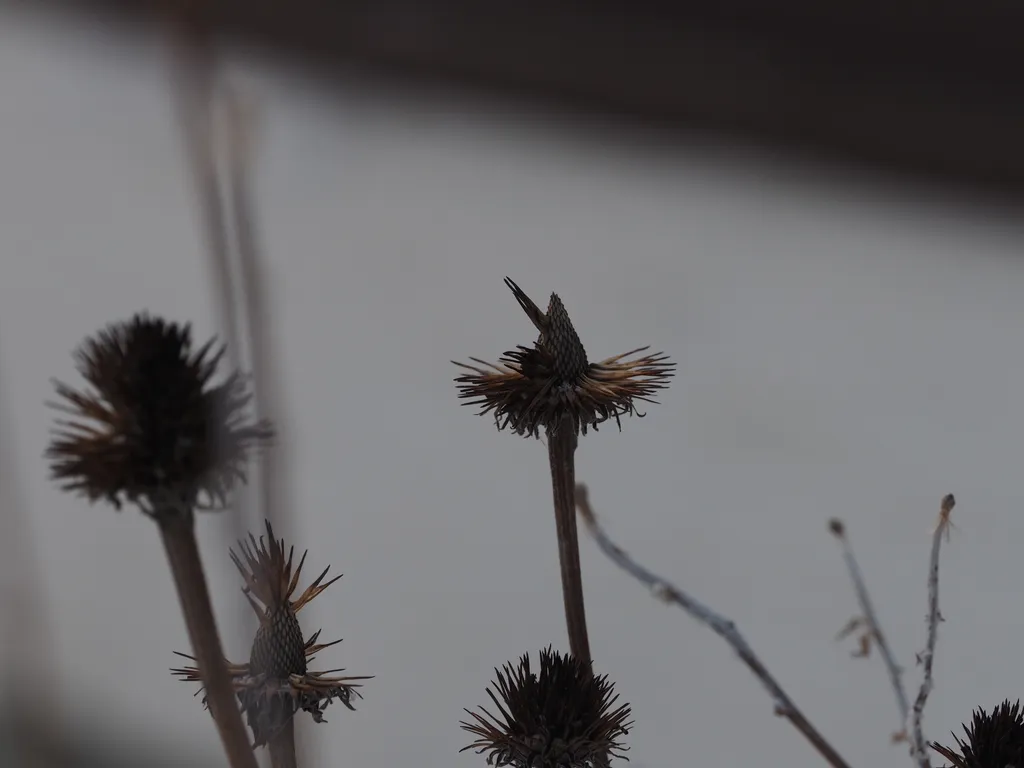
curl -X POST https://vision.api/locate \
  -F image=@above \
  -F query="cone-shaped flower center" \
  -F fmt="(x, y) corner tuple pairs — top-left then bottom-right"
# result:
(250, 607), (307, 679)
(542, 295), (590, 384)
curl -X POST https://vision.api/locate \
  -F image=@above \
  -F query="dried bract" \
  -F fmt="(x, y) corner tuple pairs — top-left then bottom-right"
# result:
(46, 313), (271, 512)
(454, 278), (674, 437)
(172, 521), (370, 747)
(461, 647), (632, 768)
(931, 700), (1024, 768)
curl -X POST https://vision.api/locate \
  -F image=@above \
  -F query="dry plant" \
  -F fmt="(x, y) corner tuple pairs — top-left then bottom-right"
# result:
(930, 700), (1024, 768)
(26, 13), (1012, 768)
(454, 277), (673, 664)
(172, 521), (371, 767)
(574, 481), (975, 768)
(45, 315), (271, 768)
(454, 277), (673, 765)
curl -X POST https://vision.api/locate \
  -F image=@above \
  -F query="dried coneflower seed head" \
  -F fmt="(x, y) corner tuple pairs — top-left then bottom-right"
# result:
(461, 647), (632, 768)
(454, 278), (674, 437)
(172, 520), (371, 747)
(931, 700), (1024, 768)
(46, 313), (271, 512)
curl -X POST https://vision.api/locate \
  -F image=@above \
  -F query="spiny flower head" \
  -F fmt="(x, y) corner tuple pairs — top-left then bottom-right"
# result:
(46, 313), (271, 513)
(931, 700), (1024, 768)
(172, 521), (370, 747)
(454, 278), (673, 437)
(461, 647), (632, 768)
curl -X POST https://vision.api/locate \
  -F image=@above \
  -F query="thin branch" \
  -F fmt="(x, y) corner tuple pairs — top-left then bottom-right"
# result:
(548, 418), (591, 664)
(910, 493), (956, 768)
(574, 483), (853, 768)
(829, 518), (912, 748)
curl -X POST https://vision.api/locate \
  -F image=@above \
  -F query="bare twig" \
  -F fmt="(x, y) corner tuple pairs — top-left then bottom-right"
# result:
(829, 519), (912, 747)
(157, 507), (259, 768)
(548, 418), (591, 664)
(574, 484), (853, 768)
(910, 494), (956, 768)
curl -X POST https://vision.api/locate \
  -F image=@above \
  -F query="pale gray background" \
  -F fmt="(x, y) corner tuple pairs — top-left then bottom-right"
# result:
(3, 5), (1024, 768)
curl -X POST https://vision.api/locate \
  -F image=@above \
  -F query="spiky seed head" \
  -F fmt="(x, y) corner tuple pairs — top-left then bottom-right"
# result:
(250, 608), (307, 679)
(454, 278), (674, 438)
(460, 647), (632, 768)
(172, 520), (372, 748)
(46, 313), (272, 514)
(931, 700), (1024, 768)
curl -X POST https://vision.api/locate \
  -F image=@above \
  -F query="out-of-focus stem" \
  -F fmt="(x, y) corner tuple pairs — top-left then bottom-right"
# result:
(167, 7), (260, 650)
(269, 718), (298, 768)
(158, 511), (258, 768)
(547, 416), (591, 664)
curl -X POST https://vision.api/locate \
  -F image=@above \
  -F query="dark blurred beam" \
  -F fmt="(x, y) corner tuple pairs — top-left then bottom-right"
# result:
(39, 0), (1024, 201)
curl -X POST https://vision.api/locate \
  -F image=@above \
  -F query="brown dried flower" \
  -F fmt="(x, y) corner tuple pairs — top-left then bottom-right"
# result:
(46, 313), (271, 512)
(172, 520), (370, 747)
(931, 700), (1024, 768)
(461, 647), (632, 768)
(454, 278), (674, 437)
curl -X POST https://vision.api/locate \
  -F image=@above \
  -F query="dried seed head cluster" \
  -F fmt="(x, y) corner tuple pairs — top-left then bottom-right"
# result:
(454, 278), (674, 437)
(931, 700), (1024, 768)
(461, 647), (632, 768)
(172, 521), (370, 747)
(46, 313), (271, 513)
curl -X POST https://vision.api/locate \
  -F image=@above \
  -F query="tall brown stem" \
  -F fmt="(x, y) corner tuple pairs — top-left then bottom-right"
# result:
(167, 6), (260, 651)
(547, 416), (591, 664)
(158, 511), (258, 768)
(269, 718), (298, 768)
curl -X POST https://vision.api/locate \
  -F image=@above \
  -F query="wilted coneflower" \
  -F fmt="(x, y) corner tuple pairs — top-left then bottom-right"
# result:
(47, 313), (271, 513)
(931, 700), (1024, 768)
(461, 646), (632, 768)
(453, 278), (673, 663)
(46, 313), (271, 768)
(172, 520), (370, 766)
(453, 278), (673, 439)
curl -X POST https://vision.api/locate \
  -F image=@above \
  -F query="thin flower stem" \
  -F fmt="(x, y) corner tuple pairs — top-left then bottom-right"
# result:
(547, 417), (591, 664)
(158, 510), (259, 768)
(575, 484), (853, 768)
(911, 494), (956, 768)
(269, 719), (298, 768)
(223, 91), (290, 539)
(0, 372), (62, 767)
(830, 520), (911, 743)
(167, 11), (259, 649)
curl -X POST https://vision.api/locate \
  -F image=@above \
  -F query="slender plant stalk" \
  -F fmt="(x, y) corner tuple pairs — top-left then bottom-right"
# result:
(269, 719), (299, 768)
(911, 494), (955, 768)
(0, 373), (62, 768)
(576, 484), (853, 768)
(167, 12), (260, 650)
(158, 510), (259, 768)
(223, 92), (290, 539)
(547, 416), (591, 664)
(830, 519), (912, 745)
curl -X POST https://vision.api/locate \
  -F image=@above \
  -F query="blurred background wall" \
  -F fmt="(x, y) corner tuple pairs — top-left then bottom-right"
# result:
(3, 3), (1024, 767)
